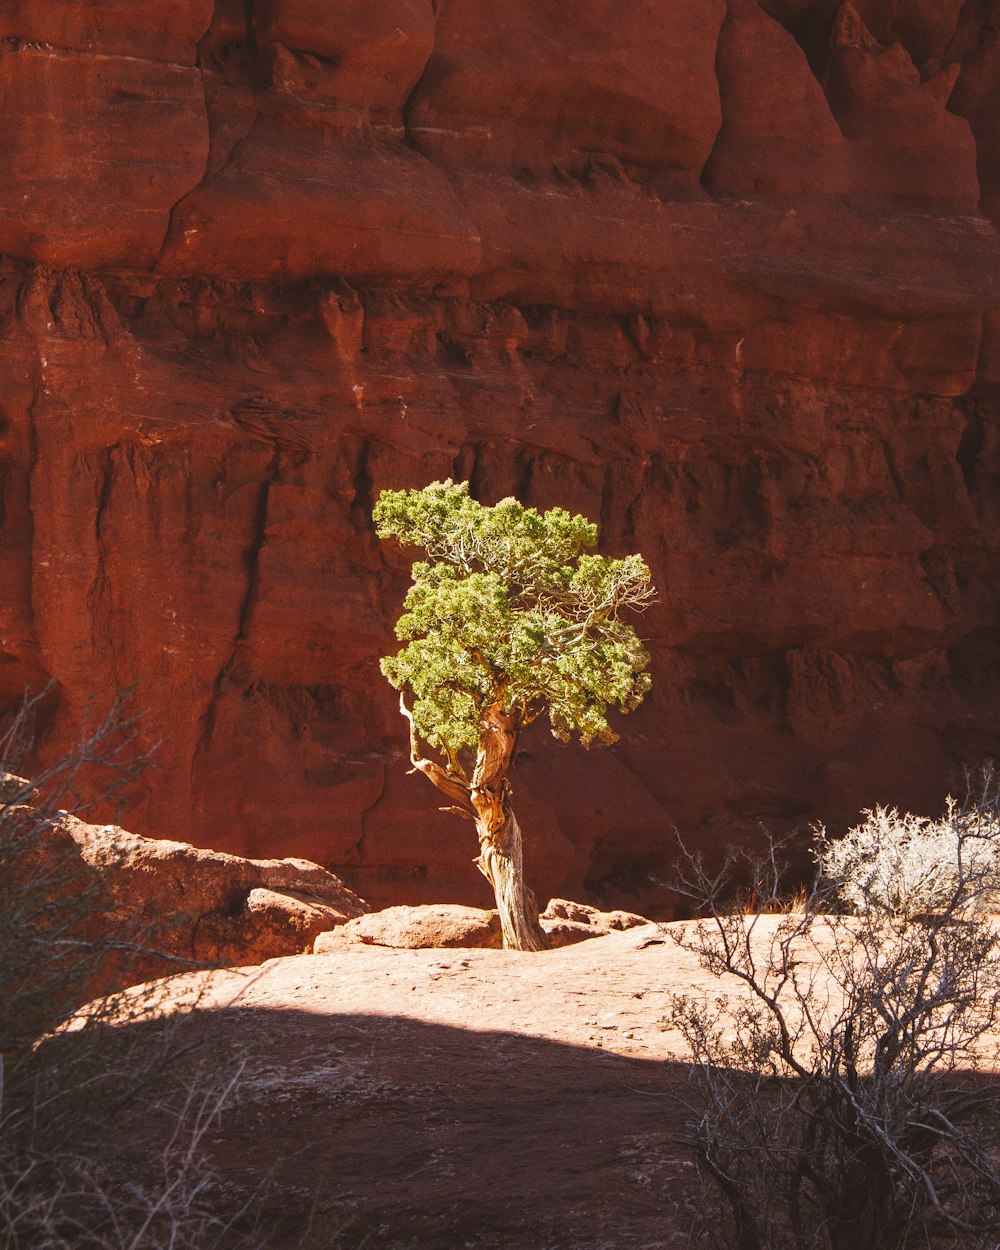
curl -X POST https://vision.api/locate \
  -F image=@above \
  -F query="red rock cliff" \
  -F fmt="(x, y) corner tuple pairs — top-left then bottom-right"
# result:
(2, 0), (1000, 914)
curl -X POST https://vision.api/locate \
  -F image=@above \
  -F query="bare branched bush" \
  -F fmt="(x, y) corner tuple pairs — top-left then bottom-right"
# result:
(669, 830), (1000, 1250)
(0, 687), (153, 1051)
(0, 692), (263, 1250)
(2, 1006), (260, 1250)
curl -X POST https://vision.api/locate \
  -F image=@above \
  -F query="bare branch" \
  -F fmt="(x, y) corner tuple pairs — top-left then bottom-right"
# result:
(398, 694), (474, 815)
(668, 822), (1000, 1248)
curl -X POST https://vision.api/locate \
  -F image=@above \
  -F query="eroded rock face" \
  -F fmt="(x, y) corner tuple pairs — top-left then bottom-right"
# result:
(11, 805), (367, 992)
(1, 1), (1000, 917)
(406, 0), (726, 181)
(0, 48), (208, 267)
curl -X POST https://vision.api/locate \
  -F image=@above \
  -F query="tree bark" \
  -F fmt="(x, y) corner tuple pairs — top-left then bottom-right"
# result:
(470, 704), (549, 952)
(397, 694), (548, 951)
(473, 805), (548, 951)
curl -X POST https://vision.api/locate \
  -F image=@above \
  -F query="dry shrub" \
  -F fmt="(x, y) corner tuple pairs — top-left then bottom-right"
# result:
(815, 770), (1000, 918)
(670, 823), (1000, 1250)
(0, 693), (262, 1250)
(1, 996), (259, 1250)
(0, 693), (373, 1250)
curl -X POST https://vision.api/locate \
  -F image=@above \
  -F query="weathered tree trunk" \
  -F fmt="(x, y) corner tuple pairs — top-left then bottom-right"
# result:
(398, 693), (547, 951)
(470, 704), (548, 952)
(473, 804), (547, 951)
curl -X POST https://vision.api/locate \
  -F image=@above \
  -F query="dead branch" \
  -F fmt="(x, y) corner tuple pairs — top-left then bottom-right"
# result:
(398, 694), (474, 818)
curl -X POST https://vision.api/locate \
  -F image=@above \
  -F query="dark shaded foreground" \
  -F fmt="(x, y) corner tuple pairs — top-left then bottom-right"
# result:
(186, 1007), (696, 1250)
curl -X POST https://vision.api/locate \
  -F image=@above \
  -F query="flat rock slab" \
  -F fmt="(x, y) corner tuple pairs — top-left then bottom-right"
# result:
(160, 923), (710, 1249)
(127, 914), (1000, 1247)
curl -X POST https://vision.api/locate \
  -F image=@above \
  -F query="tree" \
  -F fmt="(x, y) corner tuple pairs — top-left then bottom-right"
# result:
(373, 479), (655, 950)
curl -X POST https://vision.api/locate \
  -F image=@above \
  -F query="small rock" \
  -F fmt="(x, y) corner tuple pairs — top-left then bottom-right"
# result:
(328, 904), (504, 950)
(542, 898), (651, 933)
(543, 898), (599, 924)
(541, 918), (606, 948)
(0, 772), (37, 802)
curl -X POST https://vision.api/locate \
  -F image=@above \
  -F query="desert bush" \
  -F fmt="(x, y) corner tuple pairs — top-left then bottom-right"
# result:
(0, 692), (263, 1250)
(815, 782), (1000, 917)
(1, 1002), (258, 1250)
(669, 828), (1000, 1250)
(0, 689), (150, 1051)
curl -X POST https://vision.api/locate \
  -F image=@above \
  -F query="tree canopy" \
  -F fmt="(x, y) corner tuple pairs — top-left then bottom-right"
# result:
(374, 479), (654, 757)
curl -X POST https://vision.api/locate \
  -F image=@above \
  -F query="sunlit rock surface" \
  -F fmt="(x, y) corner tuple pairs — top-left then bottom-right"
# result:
(1, 0), (999, 915)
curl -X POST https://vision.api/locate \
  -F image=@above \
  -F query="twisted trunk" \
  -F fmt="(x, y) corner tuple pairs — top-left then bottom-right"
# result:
(475, 809), (546, 951)
(399, 694), (548, 951)
(470, 704), (548, 951)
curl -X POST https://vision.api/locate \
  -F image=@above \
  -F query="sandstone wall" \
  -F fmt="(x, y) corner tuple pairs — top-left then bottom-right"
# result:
(1, 0), (999, 914)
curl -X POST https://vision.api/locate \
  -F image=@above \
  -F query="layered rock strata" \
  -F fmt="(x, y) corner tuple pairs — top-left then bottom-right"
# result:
(1, 0), (999, 913)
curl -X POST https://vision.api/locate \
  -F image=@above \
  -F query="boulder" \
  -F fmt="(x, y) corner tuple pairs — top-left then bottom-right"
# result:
(542, 899), (650, 931)
(7, 806), (367, 991)
(196, 887), (355, 965)
(541, 900), (651, 948)
(318, 904), (504, 950)
(315, 900), (652, 951)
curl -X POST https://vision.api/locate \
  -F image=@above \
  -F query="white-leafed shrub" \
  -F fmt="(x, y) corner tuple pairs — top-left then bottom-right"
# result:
(816, 797), (1000, 916)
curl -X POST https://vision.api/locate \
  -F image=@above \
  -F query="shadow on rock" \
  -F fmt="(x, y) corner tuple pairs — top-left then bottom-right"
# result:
(158, 1006), (695, 1250)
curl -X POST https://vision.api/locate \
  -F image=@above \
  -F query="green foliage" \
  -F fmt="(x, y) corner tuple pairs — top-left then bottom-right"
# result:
(374, 480), (654, 755)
